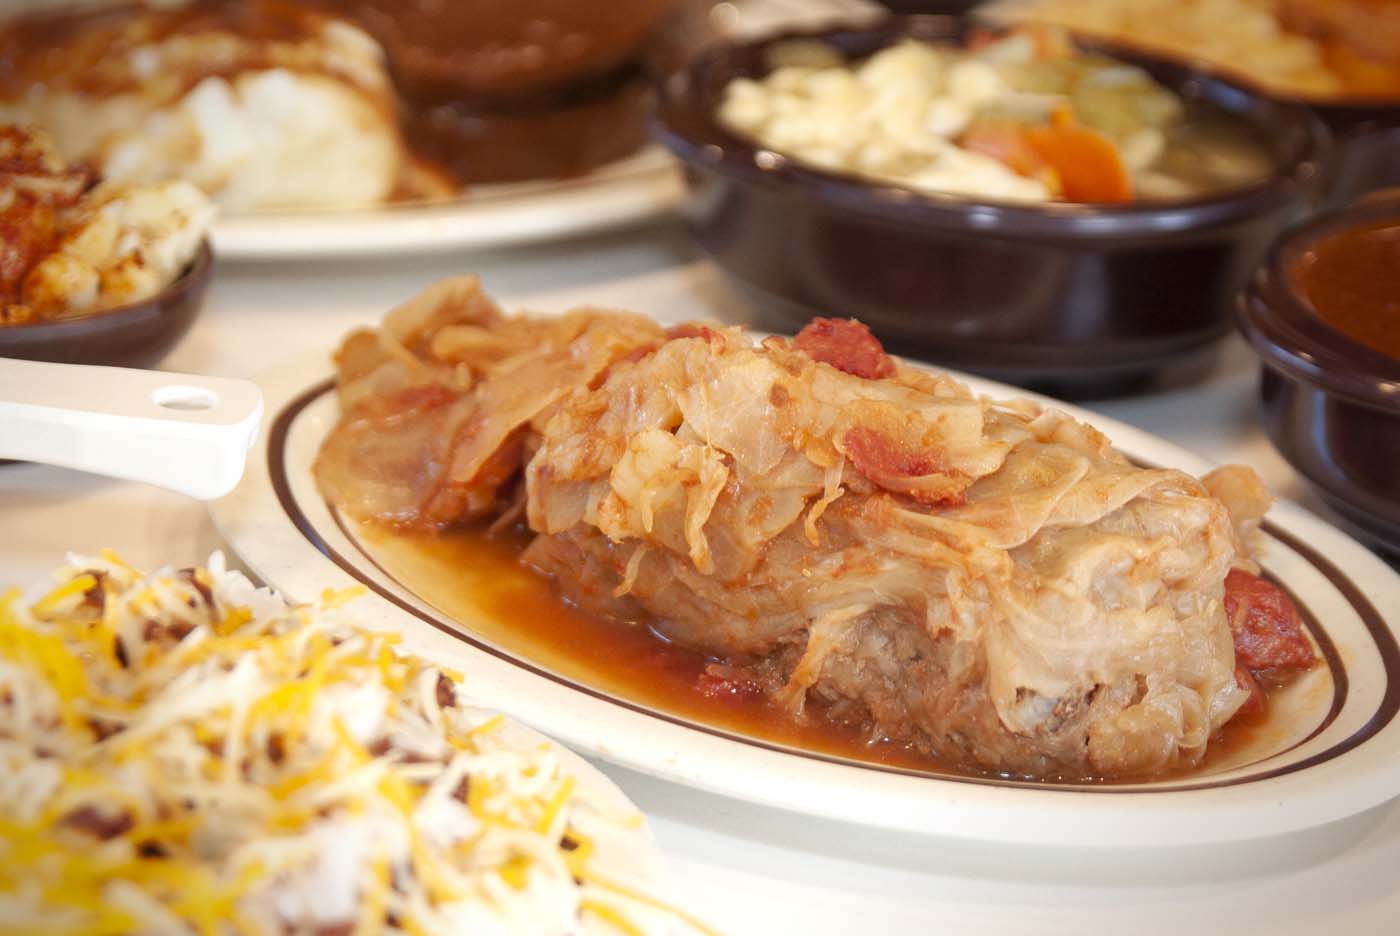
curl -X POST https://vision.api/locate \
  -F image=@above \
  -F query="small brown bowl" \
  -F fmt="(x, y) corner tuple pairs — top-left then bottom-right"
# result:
(0, 241), (212, 369)
(1230, 87), (1400, 207)
(1236, 200), (1400, 556)
(1320, 121), (1400, 208)
(652, 15), (1331, 394)
(326, 0), (678, 101)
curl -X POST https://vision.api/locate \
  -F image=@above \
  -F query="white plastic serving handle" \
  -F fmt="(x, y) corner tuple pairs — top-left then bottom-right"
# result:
(0, 359), (264, 500)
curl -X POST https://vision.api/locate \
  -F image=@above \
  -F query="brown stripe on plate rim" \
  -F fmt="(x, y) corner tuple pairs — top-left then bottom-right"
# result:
(269, 378), (1400, 794)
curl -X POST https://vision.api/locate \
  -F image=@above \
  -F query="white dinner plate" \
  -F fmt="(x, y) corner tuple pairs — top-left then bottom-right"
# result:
(211, 348), (1400, 849)
(210, 148), (683, 261)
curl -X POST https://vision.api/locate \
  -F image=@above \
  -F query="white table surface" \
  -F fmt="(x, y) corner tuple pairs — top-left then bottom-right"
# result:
(2, 217), (1398, 936)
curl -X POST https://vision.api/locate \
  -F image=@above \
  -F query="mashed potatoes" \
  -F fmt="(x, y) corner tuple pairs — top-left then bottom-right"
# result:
(0, 1), (404, 212)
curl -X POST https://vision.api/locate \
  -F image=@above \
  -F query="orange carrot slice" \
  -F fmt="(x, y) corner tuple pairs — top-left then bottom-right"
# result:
(1021, 122), (1133, 203)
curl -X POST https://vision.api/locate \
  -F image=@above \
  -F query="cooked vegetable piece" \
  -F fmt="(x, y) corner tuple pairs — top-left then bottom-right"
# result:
(1022, 120), (1133, 203)
(960, 123), (1060, 192)
(1224, 568), (1318, 671)
(792, 317), (897, 379)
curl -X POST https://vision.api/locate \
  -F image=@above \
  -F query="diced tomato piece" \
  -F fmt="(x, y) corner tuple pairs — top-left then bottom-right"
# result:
(844, 426), (943, 480)
(960, 123), (1055, 183)
(1224, 569), (1317, 671)
(842, 427), (967, 507)
(793, 318), (896, 379)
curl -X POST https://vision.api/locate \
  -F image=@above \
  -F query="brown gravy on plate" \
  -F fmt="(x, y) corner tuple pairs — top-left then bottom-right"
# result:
(355, 521), (1308, 785)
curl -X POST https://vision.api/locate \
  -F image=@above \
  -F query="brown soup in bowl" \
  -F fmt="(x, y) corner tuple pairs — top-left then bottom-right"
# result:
(1291, 217), (1400, 361)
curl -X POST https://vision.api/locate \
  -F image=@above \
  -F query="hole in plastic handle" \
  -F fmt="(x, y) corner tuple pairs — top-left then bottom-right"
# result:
(152, 385), (219, 412)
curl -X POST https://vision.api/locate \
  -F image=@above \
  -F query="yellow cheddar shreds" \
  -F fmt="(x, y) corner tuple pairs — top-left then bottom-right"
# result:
(0, 552), (703, 936)
(582, 899), (649, 936)
(320, 585), (369, 609)
(497, 857), (534, 891)
(467, 713), (506, 738)
(30, 573), (97, 618)
(582, 872), (724, 936)
(352, 857), (390, 936)
(536, 775), (577, 835)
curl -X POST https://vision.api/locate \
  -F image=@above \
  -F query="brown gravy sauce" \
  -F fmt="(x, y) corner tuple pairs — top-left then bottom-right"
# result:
(358, 522), (1293, 785)
(1292, 218), (1400, 362)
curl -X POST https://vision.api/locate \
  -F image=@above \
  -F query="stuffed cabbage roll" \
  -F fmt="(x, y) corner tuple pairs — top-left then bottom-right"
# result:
(315, 278), (1315, 780)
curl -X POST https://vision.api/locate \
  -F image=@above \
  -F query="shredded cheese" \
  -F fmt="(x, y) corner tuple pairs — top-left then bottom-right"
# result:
(0, 553), (704, 936)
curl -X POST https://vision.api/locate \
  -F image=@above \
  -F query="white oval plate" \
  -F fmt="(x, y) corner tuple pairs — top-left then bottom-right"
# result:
(210, 148), (682, 261)
(211, 351), (1400, 848)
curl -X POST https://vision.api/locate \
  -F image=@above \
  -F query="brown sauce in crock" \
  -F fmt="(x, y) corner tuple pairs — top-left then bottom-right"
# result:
(355, 522), (1309, 785)
(1293, 218), (1400, 361)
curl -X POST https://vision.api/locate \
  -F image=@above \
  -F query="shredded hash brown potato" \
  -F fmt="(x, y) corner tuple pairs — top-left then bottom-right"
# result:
(0, 552), (702, 936)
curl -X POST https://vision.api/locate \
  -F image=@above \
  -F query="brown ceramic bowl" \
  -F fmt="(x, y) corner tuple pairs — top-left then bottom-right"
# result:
(0, 241), (212, 369)
(1208, 82), (1400, 206)
(1319, 119), (1400, 207)
(316, 0), (687, 185)
(323, 0), (678, 102)
(652, 15), (1331, 393)
(1236, 199), (1400, 556)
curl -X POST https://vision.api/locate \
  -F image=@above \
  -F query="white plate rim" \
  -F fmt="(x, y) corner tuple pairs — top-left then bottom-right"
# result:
(211, 349), (1400, 848)
(209, 148), (682, 261)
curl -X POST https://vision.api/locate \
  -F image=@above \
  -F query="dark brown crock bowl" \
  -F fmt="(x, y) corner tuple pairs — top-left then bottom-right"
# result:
(0, 240), (212, 369)
(1230, 87), (1400, 207)
(652, 15), (1331, 393)
(1320, 122), (1400, 208)
(1236, 200), (1400, 556)
(318, 0), (678, 101)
